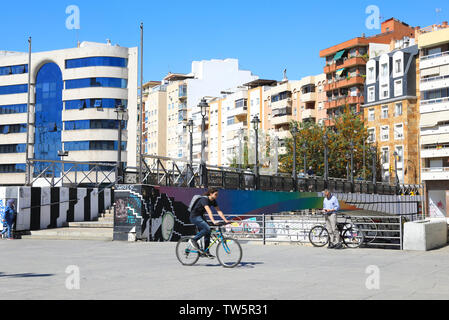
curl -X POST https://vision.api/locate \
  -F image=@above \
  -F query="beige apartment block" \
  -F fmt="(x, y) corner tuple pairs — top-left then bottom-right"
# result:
(416, 22), (449, 217)
(142, 81), (167, 157)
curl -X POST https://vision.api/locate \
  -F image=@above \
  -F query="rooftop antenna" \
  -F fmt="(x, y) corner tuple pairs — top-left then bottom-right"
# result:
(282, 69), (288, 82)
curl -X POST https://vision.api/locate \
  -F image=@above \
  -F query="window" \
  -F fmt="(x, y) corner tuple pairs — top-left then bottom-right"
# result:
(0, 104), (27, 114)
(394, 79), (403, 97)
(65, 57), (127, 69)
(381, 147), (390, 164)
(368, 128), (376, 143)
(395, 146), (404, 163)
(368, 86), (375, 102)
(381, 84), (389, 99)
(395, 59), (402, 73)
(368, 108), (375, 121)
(0, 84), (28, 95)
(394, 123), (404, 140)
(235, 99), (247, 109)
(381, 106), (389, 119)
(227, 116), (235, 126)
(0, 64), (28, 76)
(381, 63), (388, 77)
(381, 126), (389, 141)
(65, 78), (127, 89)
(368, 67), (375, 81)
(395, 103), (403, 116)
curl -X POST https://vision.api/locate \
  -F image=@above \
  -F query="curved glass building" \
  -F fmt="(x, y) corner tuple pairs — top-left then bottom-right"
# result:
(0, 41), (138, 185)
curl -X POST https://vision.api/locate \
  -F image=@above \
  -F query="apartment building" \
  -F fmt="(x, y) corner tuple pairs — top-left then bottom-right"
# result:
(320, 18), (416, 126)
(296, 74), (327, 125)
(0, 41), (138, 185)
(142, 81), (167, 157)
(363, 40), (420, 185)
(416, 22), (449, 217)
(141, 59), (258, 163)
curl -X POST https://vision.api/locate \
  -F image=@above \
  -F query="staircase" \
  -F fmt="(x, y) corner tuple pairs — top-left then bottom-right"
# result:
(21, 208), (114, 241)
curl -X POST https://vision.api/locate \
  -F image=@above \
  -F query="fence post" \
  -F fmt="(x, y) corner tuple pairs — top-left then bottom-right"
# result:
(263, 214), (266, 246)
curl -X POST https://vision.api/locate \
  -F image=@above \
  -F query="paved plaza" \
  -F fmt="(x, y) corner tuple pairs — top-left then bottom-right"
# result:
(0, 240), (448, 300)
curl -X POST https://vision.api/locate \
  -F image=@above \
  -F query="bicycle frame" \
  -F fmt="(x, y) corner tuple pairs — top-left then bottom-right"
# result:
(189, 227), (231, 254)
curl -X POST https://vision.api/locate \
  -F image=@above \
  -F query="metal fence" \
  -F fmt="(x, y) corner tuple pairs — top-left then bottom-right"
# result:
(214, 212), (411, 250)
(126, 155), (423, 196)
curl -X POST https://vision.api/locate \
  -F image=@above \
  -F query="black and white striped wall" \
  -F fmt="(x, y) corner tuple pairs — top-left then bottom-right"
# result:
(0, 186), (113, 232)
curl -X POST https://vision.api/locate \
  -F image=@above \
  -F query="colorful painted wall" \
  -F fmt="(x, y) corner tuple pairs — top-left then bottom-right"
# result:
(113, 185), (327, 242)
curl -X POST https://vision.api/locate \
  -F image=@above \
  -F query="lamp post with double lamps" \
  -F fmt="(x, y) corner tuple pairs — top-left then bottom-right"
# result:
(114, 105), (126, 184)
(291, 125), (299, 191)
(251, 115), (261, 190)
(198, 99), (209, 187)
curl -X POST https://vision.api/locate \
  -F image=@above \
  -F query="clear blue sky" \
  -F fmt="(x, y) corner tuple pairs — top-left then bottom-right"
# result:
(1, 0), (447, 82)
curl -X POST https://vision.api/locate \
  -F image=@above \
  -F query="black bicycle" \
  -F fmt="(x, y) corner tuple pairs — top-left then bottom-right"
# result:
(308, 215), (365, 248)
(176, 222), (243, 268)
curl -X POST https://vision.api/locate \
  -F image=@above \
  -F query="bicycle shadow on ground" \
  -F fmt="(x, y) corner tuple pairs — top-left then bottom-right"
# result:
(200, 262), (264, 269)
(0, 272), (55, 279)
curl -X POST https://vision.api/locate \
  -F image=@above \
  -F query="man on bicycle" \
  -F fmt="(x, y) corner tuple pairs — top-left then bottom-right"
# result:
(323, 190), (342, 249)
(189, 188), (230, 258)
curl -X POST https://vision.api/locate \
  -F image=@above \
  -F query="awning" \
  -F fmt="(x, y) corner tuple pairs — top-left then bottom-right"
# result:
(334, 50), (345, 61)
(336, 68), (346, 76)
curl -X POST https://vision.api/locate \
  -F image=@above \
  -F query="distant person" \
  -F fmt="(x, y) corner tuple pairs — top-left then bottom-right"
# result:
(1, 200), (16, 240)
(322, 190), (342, 249)
(307, 166), (314, 176)
(298, 169), (305, 178)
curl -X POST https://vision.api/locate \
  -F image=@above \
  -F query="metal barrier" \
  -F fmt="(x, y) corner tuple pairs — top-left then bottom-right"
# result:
(210, 212), (408, 250)
(125, 155), (423, 196)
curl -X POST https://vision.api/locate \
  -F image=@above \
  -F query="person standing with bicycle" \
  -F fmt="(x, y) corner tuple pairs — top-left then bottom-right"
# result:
(323, 190), (342, 249)
(189, 188), (230, 258)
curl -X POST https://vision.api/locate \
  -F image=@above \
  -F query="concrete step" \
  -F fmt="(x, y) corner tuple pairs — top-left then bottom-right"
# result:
(98, 217), (114, 223)
(21, 228), (113, 241)
(68, 221), (113, 228)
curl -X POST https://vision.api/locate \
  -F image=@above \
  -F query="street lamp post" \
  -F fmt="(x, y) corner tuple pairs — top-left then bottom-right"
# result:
(350, 140), (354, 184)
(238, 128), (245, 170)
(371, 145), (377, 194)
(199, 99), (209, 187)
(184, 119), (194, 187)
(393, 151), (400, 194)
(302, 142), (307, 177)
(291, 125), (298, 191)
(323, 130), (329, 188)
(115, 105), (126, 184)
(251, 115), (261, 190)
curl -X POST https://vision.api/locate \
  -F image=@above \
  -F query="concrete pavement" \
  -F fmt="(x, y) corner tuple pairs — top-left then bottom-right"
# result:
(0, 240), (448, 300)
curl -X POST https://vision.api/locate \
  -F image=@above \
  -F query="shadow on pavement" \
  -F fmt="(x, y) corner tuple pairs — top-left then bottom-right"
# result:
(0, 272), (55, 279)
(203, 262), (264, 268)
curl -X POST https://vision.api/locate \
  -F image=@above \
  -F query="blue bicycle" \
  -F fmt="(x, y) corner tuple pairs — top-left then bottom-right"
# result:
(176, 222), (242, 268)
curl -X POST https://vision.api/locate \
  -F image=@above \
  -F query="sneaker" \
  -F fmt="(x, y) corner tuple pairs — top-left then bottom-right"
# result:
(203, 252), (215, 259)
(188, 239), (201, 251)
(334, 243), (343, 250)
(327, 243), (335, 249)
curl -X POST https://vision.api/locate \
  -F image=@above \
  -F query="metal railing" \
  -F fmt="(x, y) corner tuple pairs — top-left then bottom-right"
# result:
(213, 212), (410, 250)
(125, 155), (423, 196)
(27, 159), (119, 188)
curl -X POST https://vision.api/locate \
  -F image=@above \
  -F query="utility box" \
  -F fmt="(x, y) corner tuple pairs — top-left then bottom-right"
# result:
(403, 219), (448, 251)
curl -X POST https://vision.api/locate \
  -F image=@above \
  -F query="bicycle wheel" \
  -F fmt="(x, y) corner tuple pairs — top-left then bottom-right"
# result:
(342, 226), (365, 249)
(216, 238), (242, 268)
(309, 226), (329, 247)
(176, 237), (200, 266)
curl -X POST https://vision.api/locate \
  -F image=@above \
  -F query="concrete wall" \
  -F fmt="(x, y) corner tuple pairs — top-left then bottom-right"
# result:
(0, 186), (113, 232)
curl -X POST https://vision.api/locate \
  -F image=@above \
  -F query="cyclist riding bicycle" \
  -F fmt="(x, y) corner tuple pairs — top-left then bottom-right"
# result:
(188, 188), (230, 259)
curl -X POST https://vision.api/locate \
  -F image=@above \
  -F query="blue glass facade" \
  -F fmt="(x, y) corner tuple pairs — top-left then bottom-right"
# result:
(64, 120), (127, 130)
(64, 141), (126, 151)
(65, 98), (127, 110)
(0, 64), (28, 76)
(65, 78), (127, 89)
(0, 124), (27, 134)
(0, 84), (28, 95)
(0, 104), (27, 114)
(0, 144), (26, 153)
(65, 57), (127, 69)
(0, 164), (26, 173)
(34, 63), (63, 176)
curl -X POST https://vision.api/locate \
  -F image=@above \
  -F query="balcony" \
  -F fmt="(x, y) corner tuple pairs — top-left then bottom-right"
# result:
(421, 167), (449, 181)
(421, 146), (449, 158)
(228, 105), (248, 117)
(275, 130), (292, 141)
(325, 95), (364, 109)
(324, 76), (365, 92)
(302, 108), (316, 120)
(324, 57), (367, 74)
(271, 115), (293, 126)
(420, 97), (449, 114)
(420, 74), (449, 91)
(300, 92), (316, 103)
(271, 98), (292, 110)
(420, 51), (449, 69)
